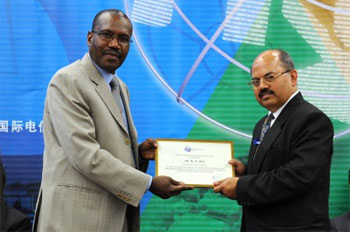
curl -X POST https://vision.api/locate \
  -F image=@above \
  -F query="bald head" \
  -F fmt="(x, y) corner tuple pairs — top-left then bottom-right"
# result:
(252, 49), (295, 74)
(250, 49), (298, 112)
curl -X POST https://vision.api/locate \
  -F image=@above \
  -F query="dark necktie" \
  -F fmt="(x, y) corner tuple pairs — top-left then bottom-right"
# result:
(259, 113), (275, 142)
(253, 113), (275, 161)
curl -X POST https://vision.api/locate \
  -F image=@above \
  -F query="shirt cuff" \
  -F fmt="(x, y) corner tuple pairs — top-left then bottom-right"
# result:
(146, 175), (152, 192)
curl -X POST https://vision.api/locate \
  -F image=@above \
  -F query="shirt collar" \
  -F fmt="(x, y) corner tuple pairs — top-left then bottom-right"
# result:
(269, 90), (300, 126)
(88, 53), (116, 87)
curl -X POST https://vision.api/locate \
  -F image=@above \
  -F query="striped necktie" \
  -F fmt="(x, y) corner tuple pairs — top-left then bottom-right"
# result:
(253, 113), (275, 161)
(259, 113), (275, 142)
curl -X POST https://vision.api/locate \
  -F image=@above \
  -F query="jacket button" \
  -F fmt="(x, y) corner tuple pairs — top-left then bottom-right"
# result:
(125, 139), (131, 145)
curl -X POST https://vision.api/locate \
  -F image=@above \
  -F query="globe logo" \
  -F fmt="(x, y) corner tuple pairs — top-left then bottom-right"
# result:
(184, 146), (192, 152)
(124, 0), (350, 139)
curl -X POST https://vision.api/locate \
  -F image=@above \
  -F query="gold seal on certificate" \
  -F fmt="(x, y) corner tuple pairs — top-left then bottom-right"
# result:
(155, 139), (234, 187)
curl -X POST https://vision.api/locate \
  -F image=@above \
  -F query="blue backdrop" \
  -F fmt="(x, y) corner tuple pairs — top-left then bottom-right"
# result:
(1, 0), (349, 230)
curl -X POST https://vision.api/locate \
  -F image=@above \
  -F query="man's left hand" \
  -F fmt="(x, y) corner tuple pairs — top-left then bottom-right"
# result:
(213, 177), (239, 200)
(139, 138), (158, 160)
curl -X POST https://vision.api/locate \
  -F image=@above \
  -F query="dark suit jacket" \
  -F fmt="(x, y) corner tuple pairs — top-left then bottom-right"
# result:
(237, 92), (334, 231)
(0, 155), (6, 232)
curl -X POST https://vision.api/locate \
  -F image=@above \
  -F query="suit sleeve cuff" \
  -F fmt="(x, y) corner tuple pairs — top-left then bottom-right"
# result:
(236, 176), (253, 206)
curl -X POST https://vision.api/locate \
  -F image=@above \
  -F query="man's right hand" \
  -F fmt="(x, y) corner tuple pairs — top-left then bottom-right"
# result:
(229, 159), (246, 177)
(150, 176), (194, 199)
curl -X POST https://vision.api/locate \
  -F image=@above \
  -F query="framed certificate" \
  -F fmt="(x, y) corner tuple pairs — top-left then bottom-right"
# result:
(155, 139), (234, 187)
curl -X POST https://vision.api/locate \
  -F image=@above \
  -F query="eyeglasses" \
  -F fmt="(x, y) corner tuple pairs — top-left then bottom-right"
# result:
(248, 69), (292, 88)
(92, 31), (133, 45)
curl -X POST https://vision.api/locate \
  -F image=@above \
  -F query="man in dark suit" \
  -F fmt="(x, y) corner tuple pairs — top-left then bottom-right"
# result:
(214, 49), (334, 231)
(0, 153), (6, 231)
(0, 151), (32, 232)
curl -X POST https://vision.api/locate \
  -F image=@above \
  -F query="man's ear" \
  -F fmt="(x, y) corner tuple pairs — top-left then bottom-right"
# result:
(290, 69), (298, 87)
(87, 31), (92, 48)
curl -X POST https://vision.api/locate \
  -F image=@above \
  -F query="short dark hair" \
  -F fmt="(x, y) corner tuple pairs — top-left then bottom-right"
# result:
(276, 49), (295, 70)
(91, 9), (132, 31)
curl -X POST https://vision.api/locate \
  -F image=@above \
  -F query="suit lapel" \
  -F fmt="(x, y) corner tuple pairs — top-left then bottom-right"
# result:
(81, 54), (129, 135)
(118, 82), (139, 168)
(250, 124), (282, 173)
(119, 84), (137, 139)
(247, 118), (263, 173)
(250, 92), (305, 173)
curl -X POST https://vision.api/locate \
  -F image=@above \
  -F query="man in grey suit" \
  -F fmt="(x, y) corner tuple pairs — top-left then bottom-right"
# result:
(33, 9), (193, 232)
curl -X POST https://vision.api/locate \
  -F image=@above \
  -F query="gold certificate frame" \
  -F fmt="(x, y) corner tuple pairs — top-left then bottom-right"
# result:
(155, 138), (234, 187)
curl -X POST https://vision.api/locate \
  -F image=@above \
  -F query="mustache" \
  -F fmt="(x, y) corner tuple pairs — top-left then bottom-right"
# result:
(103, 49), (121, 58)
(259, 89), (274, 98)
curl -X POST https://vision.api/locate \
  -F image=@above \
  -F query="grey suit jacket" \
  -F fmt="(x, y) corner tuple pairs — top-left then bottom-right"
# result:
(34, 54), (150, 232)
